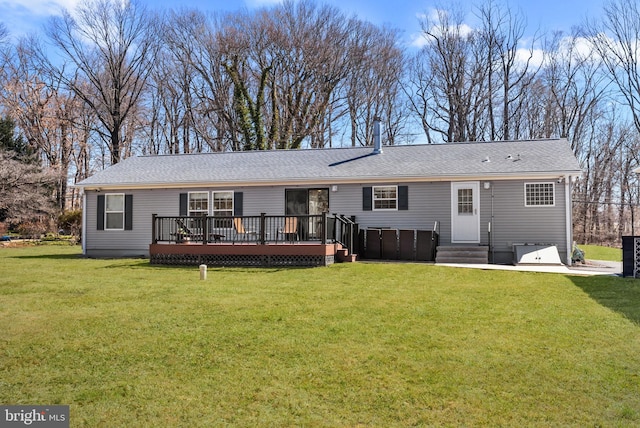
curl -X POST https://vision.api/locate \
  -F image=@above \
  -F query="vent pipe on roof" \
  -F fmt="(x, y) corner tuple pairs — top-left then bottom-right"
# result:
(373, 117), (382, 154)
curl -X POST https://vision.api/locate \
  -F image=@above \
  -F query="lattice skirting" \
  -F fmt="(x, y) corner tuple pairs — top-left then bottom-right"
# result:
(151, 253), (334, 267)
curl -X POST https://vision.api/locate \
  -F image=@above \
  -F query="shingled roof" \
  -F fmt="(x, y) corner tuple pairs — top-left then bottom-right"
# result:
(76, 139), (582, 190)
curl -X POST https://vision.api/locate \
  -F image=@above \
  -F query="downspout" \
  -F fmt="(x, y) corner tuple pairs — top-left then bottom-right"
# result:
(564, 175), (572, 266)
(490, 183), (494, 264)
(82, 190), (87, 255)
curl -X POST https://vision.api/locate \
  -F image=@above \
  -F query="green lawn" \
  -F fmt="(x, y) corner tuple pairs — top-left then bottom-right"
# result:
(1, 245), (640, 426)
(578, 244), (623, 262)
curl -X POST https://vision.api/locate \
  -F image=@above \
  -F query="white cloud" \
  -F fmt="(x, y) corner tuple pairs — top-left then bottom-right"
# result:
(410, 7), (548, 72)
(1, 0), (80, 16)
(0, 0), (80, 38)
(515, 47), (545, 69)
(409, 32), (428, 49)
(557, 34), (598, 63)
(409, 8), (474, 49)
(245, 0), (282, 8)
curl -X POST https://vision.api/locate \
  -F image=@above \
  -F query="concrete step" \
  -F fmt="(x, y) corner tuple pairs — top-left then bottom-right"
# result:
(437, 245), (489, 252)
(436, 246), (489, 264)
(436, 256), (489, 264)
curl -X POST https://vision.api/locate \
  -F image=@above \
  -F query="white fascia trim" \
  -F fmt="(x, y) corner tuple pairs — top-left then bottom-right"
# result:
(75, 172), (583, 191)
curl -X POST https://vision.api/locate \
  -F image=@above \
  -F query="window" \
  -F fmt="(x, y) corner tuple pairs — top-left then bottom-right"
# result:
(457, 188), (473, 214)
(525, 183), (555, 207)
(105, 194), (124, 230)
(373, 186), (397, 210)
(188, 192), (209, 216)
(212, 191), (233, 228)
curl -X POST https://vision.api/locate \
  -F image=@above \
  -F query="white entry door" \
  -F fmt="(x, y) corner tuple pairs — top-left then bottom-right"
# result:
(451, 181), (480, 243)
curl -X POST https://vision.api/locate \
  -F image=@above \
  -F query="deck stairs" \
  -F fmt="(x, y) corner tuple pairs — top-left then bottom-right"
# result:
(436, 245), (489, 264)
(336, 247), (357, 263)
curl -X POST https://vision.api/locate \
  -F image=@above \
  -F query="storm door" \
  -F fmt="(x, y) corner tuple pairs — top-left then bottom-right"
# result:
(451, 182), (480, 243)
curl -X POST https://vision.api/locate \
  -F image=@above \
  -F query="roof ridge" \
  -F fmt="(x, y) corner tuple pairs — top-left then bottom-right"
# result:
(136, 138), (567, 159)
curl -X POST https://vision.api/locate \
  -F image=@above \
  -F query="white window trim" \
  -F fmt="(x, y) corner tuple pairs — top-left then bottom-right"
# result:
(373, 185), (398, 211)
(524, 182), (555, 207)
(211, 190), (234, 217)
(188, 191), (210, 216)
(104, 193), (125, 231)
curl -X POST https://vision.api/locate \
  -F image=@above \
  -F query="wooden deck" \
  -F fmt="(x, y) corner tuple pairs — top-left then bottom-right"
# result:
(149, 242), (342, 267)
(150, 213), (358, 267)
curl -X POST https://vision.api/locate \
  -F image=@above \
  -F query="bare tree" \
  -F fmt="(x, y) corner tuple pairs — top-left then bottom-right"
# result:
(251, 0), (354, 149)
(572, 109), (634, 244)
(411, 6), (487, 142)
(542, 29), (608, 146)
(38, 0), (159, 165)
(477, 1), (542, 141)
(343, 21), (405, 147)
(0, 150), (56, 222)
(2, 37), (87, 211)
(164, 10), (238, 152)
(165, 1), (402, 151)
(585, 0), (640, 136)
(404, 51), (436, 144)
(144, 45), (201, 154)
(218, 8), (272, 150)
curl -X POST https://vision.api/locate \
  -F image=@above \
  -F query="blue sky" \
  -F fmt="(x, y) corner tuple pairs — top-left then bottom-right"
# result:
(0, 0), (606, 47)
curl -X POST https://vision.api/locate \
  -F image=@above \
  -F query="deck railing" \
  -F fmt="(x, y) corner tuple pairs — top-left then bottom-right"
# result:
(334, 214), (358, 256)
(152, 213), (335, 245)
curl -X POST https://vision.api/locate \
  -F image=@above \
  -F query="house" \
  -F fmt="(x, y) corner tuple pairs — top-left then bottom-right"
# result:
(75, 137), (582, 266)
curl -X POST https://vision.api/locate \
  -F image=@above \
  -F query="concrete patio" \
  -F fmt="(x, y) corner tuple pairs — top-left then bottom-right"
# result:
(436, 259), (623, 276)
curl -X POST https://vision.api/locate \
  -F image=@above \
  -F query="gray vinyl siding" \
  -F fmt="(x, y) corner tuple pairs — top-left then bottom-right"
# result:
(84, 186), (292, 257)
(84, 179), (570, 263)
(327, 182), (450, 238)
(483, 180), (568, 264)
(85, 190), (152, 257)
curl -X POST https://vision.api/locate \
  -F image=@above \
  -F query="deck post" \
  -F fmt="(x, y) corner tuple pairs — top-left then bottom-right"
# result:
(321, 212), (327, 244)
(152, 214), (157, 244)
(332, 213), (337, 243)
(351, 216), (358, 255)
(202, 213), (208, 245)
(260, 213), (266, 245)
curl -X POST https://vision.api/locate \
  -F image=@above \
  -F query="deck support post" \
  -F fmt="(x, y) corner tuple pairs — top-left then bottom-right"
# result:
(260, 213), (266, 245)
(202, 213), (209, 245)
(152, 214), (157, 244)
(321, 212), (327, 244)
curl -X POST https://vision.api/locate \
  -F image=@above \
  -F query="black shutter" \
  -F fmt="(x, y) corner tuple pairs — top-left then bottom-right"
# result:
(179, 193), (188, 216)
(398, 186), (408, 210)
(234, 192), (243, 216)
(96, 194), (105, 230)
(363, 187), (372, 211)
(124, 194), (133, 230)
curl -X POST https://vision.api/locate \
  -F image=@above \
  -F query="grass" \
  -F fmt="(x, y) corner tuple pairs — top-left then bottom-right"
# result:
(1, 245), (640, 426)
(578, 244), (622, 262)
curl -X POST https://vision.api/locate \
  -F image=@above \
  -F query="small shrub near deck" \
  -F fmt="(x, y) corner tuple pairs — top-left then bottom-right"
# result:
(1, 246), (639, 426)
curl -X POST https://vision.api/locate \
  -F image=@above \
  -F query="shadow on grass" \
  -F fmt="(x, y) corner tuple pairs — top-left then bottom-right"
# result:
(100, 260), (155, 269)
(99, 260), (309, 273)
(11, 253), (85, 260)
(571, 275), (640, 326)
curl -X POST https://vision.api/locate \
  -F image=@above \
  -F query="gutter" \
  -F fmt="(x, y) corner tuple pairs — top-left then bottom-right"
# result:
(74, 171), (583, 192)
